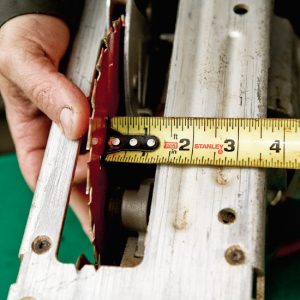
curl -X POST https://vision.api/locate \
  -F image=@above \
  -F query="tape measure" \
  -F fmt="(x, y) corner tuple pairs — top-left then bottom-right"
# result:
(105, 117), (300, 169)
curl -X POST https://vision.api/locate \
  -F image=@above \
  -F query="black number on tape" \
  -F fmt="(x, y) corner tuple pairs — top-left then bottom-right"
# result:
(224, 139), (235, 152)
(179, 139), (190, 151)
(269, 140), (281, 153)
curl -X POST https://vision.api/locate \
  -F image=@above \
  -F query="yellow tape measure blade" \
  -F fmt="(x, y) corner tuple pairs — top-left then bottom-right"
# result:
(105, 117), (300, 169)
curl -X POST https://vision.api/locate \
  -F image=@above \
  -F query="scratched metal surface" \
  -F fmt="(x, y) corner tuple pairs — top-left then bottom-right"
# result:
(8, 0), (107, 298)
(9, 0), (271, 299)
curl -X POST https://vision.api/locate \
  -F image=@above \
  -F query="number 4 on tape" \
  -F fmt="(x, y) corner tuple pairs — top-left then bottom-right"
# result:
(105, 117), (300, 169)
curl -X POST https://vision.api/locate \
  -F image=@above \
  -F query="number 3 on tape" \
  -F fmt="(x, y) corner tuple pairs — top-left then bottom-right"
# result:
(105, 117), (300, 169)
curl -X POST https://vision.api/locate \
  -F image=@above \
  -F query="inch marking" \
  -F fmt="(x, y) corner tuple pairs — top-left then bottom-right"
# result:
(191, 120), (195, 160)
(106, 117), (300, 169)
(283, 124), (286, 165)
(236, 119), (240, 162)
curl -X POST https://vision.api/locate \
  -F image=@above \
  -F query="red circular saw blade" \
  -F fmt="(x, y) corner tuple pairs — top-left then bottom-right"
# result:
(86, 17), (124, 261)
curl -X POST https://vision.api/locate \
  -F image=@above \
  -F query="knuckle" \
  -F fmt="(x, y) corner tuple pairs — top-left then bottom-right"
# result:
(0, 40), (33, 78)
(0, 46), (11, 74)
(29, 80), (54, 115)
(0, 32), (15, 74)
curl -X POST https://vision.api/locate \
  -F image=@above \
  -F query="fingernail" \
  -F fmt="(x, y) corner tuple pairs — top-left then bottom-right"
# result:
(60, 108), (73, 137)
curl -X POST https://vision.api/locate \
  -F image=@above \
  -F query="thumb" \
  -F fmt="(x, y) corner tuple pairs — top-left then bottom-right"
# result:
(0, 15), (90, 140)
(1, 49), (90, 139)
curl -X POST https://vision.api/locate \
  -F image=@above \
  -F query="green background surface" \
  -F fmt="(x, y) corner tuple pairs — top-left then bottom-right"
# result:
(0, 154), (93, 299)
(1, 153), (300, 299)
(266, 253), (300, 299)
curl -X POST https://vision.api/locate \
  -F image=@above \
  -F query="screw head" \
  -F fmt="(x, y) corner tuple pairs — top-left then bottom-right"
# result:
(225, 245), (246, 265)
(32, 235), (51, 255)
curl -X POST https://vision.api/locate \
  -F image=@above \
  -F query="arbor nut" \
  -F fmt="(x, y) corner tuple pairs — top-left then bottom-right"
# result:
(32, 235), (51, 255)
(225, 245), (246, 265)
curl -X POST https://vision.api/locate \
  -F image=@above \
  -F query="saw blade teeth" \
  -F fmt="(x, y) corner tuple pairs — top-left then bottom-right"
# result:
(102, 36), (108, 49)
(112, 16), (125, 31)
(86, 118), (93, 151)
(91, 79), (98, 109)
(86, 16), (124, 260)
(88, 204), (92, 223)
(96, 47), (105, 74)
(92, 223), (96, 238)
(86, 164), (91, 195)
(88, 187), (93, 205)
(94, 244), (101, 266)
(112, 20), (119, 31)
(120, 15), (125, 26)
(91, 222), (97, 265)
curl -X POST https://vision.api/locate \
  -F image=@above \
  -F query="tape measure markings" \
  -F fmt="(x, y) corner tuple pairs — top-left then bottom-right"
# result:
(106, 117), (300, 169)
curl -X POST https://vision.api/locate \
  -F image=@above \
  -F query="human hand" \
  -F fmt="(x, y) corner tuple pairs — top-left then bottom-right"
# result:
(0, 14), (92, 238)
(0, 14), (90, 188)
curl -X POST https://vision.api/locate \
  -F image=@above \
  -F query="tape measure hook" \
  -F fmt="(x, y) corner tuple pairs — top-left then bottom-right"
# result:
(106, 128), (160, 154)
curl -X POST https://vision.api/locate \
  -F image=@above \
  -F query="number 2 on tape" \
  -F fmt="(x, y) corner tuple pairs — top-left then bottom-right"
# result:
(105, 117), (300, 169)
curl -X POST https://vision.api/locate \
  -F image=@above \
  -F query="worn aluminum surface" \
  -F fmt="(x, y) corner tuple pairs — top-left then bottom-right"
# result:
(8, 0), (107, 298)
(149, 0), (270, 298)
(9, 0), (271, 299)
